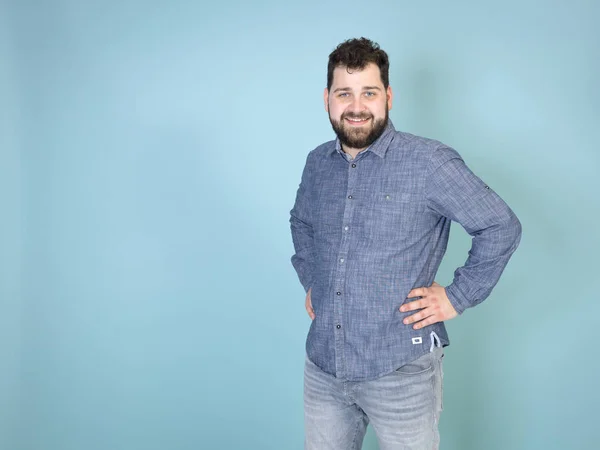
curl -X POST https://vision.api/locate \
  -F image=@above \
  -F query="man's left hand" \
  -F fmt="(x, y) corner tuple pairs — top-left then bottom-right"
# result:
(400, 282), (458, 330)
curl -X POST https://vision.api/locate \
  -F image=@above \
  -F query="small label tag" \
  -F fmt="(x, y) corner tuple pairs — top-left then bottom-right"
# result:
(412, 337), (422, 345)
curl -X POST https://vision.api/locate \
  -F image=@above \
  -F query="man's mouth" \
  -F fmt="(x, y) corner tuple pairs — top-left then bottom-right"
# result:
(344, 116), (371, 126)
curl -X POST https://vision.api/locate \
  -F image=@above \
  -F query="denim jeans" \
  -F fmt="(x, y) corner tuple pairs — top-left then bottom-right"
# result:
(304, 346), (444, 450)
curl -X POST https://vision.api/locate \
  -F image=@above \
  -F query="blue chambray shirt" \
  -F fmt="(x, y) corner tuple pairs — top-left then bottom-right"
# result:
(290, 120), (522, 381)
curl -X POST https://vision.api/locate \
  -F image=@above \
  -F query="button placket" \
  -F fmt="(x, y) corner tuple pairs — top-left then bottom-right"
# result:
(332, 157), (362, 378)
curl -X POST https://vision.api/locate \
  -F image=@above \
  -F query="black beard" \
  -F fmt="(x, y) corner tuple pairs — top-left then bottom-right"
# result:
(329, 108), (389, 151)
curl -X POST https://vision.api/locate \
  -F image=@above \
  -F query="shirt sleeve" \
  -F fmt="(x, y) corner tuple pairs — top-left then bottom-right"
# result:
(290, 152), (315, 293)
(425, 146), (522, 314)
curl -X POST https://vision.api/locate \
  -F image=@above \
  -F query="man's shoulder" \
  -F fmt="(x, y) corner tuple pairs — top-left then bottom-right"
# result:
(307, 139), (336, 159)
(391, 130), (446, 153)
(389, 130), (462, 164)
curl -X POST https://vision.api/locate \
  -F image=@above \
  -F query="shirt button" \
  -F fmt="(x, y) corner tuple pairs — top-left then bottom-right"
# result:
(339, 258), (344, 263)
(347, 195), (353, 199)
(336, 324), (341, 329)
(336, 291), (341, 296)
(351, 163), (357, 168)
(344, 226), (349, 231)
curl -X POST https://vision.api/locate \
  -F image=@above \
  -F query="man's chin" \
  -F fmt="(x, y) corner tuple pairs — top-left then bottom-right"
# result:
(342, 138), (371, 150)
(330, 117), (386, 150)
(344, 129), (372, 146)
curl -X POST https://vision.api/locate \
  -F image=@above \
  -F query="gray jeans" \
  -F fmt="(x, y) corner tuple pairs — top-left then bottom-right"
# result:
(304, 346), (444, 450)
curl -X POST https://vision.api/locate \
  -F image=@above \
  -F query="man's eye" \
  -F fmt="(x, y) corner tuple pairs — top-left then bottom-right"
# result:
(364, 91), (375, 97)
(338, 93), (349, 98)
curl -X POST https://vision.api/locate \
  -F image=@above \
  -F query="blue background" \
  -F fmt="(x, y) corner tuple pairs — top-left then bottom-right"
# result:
(1, 1), (599, 449)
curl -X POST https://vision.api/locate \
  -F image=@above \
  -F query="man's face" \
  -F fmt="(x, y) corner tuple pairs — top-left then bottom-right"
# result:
(325, 63), (393, 152)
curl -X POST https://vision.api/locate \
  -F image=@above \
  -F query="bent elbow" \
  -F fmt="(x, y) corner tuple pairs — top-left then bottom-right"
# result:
(501, 210), (522, 253)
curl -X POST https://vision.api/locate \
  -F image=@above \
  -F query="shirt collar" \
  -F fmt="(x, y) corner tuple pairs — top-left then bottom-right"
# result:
(331, 119), (396, 159)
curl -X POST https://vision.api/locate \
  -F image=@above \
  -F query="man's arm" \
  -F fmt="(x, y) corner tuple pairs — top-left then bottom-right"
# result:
(401, 146), (522, 327)
(290, 152), (315, 294)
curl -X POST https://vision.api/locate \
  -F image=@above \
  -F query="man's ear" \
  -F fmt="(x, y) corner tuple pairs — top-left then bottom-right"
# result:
(324, 88), (329, 113)
(387, 85), (393, 111)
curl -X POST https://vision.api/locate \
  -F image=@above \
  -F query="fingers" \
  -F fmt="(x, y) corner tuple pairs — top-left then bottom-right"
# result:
(411, 314), (438, 330)
(401, 284), (456, 329)
(403, 305), (442, 329)
(305, 289), (315, 320)
(306, 305), (315, 320)
(400, 299), (424, 312)
(401, 285), (438, 329)
(403, 309), (434, 325)
(407, 286), (428, 298)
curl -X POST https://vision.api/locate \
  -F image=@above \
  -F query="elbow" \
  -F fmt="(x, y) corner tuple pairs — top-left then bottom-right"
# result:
(474, 207), (522, 253)
(501, 210), (522, 253)
(513, 215), (522, 242)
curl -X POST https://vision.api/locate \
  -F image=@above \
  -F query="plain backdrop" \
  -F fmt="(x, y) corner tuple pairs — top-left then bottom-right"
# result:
(1, 1), (599, 449)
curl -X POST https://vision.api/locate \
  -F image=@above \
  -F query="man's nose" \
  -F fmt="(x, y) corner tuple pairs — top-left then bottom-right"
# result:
(348, 96), (366, 113)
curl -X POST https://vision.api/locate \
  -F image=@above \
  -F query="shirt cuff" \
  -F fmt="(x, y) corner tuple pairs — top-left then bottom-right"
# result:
(445, 283), (470, 315)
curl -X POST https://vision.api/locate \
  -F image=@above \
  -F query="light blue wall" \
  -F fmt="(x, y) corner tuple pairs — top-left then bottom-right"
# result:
(2, 0), (599, 449)
(0, 7), (22, 450)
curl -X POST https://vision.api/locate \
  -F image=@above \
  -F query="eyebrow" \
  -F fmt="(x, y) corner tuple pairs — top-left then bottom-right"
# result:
(332, 86), (383, 93)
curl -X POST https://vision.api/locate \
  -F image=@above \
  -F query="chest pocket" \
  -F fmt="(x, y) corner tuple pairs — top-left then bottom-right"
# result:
(363, 192), (425, 240)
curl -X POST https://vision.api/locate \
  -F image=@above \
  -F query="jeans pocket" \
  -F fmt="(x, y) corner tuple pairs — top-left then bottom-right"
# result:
(395, 352), (434, 375)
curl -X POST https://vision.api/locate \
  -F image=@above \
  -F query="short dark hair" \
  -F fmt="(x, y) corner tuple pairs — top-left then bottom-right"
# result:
(327, 37), (390, 90)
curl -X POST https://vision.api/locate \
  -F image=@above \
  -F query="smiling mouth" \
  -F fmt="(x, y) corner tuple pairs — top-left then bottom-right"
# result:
(344, 116), (371, 126)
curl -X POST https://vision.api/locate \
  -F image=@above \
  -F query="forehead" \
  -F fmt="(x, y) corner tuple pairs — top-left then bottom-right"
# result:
(331, 63), (383, 88)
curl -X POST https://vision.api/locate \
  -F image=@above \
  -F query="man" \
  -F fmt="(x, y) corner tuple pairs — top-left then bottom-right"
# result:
(289, 37), (522, 450)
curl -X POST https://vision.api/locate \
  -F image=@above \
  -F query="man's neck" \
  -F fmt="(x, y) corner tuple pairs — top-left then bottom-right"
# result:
(342, 145), (367, 160)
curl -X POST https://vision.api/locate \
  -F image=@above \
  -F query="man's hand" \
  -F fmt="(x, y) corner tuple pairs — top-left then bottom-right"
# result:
(305, 288), (315, 320)
(400, 282), (457, 329)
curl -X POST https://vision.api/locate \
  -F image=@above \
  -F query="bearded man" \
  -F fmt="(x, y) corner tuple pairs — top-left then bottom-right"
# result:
(290, 37), (522, 450)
